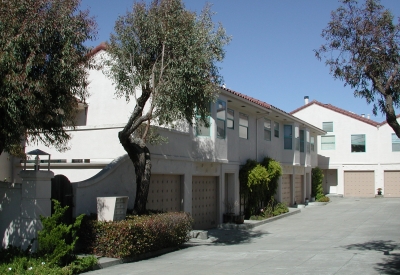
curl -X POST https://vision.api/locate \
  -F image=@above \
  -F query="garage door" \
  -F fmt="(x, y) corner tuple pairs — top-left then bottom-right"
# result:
(192, 176), (217, 230)
(147, 174), (181, 212)
(384, 171), (400, 197)
(344, 171), (374, 197)
(294, 175), (304, 204)
(281, 175), (291, 206)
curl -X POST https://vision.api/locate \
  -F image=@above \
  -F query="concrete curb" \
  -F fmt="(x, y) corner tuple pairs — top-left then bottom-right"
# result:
(217, 208), (301, 230)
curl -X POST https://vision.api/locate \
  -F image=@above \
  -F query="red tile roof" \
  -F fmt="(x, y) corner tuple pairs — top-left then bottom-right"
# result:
(290, 100), (380, 127)
(87, 42), (107, 57)
(220, 86), (272, 109)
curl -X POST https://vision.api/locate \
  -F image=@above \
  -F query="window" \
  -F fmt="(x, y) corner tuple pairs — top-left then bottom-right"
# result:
(322, 122), (333, 132)
(392, 134), (400, 152)
(351, 134), (366, 152)
(300, 130), (305, 152)
(196, 104), (211, 137)
(321, 135), (335, 150)
(227, 108), (234, 129)
(216, 100), (226, 139)
(310, 136), (315, 151)
(264, 119), (271, 141)
(284, 125), (292, 149)
(239, 113), (248, 139)
(274, 122), (279, 137)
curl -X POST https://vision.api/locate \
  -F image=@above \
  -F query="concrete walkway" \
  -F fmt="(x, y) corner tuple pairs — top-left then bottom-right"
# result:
(84, 197), (400, 274)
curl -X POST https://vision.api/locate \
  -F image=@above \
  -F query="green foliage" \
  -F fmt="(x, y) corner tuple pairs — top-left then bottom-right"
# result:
(311, 167), (324, 200)
(239, 158), (283, 218)
(0, 0), (97, 156)
(317, 196), (330, 203)
(315, 0), (400, 137)
(249, 200), (289, 220)
(79, 212), (193, 259)
(272, 202), (289, 216)
(38, 200), (84, 266)
(104, 0), (231, 134)
(247, 164), (269, 191)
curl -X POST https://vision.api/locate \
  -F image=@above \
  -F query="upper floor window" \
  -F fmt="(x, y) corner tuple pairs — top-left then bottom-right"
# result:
(239, 113), (248, 139)
(196, 104), (211, 137)
(284, 125), (292, 149)
(216, 100), (226, 139)
(274, 122), (279, 137)
(351, 134), (366, 152)
(300, 130), (305, 152)
(323, 122), (333, 132)
(227, 108), (234, 129)
(392, 134), (400, 152)
(321, 135), (335, 150)
(310, 136), (315, 151)
(264, 119), (271, 141)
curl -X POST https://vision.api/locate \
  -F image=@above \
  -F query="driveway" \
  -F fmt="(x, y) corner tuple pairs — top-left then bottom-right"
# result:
(85, 197), (400, 274)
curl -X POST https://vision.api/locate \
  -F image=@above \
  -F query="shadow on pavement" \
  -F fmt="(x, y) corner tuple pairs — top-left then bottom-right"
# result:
(343, 240), (400, 275)
(207, 228), (269, 245)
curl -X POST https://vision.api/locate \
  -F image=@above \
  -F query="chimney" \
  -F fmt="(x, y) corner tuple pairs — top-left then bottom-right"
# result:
(361, 114), (365, 118)
(367, 114), (370, 119)
(304, 96), (309, 105)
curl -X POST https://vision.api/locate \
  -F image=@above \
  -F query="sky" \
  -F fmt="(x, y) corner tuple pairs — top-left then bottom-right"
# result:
(80, 0), (400, 122)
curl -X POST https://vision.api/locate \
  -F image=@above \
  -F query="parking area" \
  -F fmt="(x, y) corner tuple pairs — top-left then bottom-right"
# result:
(86, 197), (400, 274)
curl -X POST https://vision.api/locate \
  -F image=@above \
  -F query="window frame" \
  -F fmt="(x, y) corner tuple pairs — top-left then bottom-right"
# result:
(392, 133), (400, 152)
(264, 118), (271, 141)
(239, 113), (249, 139)
(351, 134), (366, 153)
(321, 135), (335, 150)
(284, 125), (293, 150)
(216, 100), (226, 139)
(310, 136), (315, 151)
(274, 122), (279, 138)
(322, 122), (333, 132)
(300, 129), (305, 152)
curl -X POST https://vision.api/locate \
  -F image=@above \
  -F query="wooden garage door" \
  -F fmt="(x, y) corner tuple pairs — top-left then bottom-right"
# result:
(384, 171), (400, 198)
(192, 176), (217, 230)
(294, 175), (304, 204)
(147, 174), (181, 212)
(344, 171), (374, 197)
(281, 175), (291, 206)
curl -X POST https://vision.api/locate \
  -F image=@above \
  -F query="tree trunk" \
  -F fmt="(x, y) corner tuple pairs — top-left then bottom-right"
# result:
(119, 133), (151, 215)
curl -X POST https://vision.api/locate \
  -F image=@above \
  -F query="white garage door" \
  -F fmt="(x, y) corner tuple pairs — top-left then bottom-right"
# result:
(281, 175), (291, 206)
(147, 174), (181, 212)
(192, 176), (217, 230)
(384, 171), (400, 198)
(294, 175), (304, 204)
(344, 171), (374, 197)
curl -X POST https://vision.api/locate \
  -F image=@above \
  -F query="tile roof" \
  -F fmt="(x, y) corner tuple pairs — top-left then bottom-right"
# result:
(87, 42), (107, 57)
(290, 100), (381, 127)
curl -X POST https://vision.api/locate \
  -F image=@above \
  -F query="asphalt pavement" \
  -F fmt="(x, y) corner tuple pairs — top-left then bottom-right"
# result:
(84, 197), (400, 275)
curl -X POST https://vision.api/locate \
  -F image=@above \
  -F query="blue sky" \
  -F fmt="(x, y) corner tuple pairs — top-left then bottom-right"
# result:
(80, 0), (400, 122)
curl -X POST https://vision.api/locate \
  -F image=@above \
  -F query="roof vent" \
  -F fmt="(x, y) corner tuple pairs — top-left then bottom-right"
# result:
(304, 96), (309, 105)
(361, 114), (365, 118)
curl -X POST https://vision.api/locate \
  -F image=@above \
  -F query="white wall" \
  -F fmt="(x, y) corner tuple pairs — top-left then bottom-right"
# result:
(1, 182), (21, 249)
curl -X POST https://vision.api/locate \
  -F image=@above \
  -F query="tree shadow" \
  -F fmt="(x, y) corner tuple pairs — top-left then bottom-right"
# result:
(343, 240), (400, 275)
(207, 228), (269, 245)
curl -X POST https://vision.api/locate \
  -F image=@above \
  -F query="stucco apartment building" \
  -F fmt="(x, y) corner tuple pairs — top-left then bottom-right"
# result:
(1, 48), (325, 230)
(291, 97), (400, 198)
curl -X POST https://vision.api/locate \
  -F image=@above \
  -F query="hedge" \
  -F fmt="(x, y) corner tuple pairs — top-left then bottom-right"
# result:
(79, 212), (193, 259)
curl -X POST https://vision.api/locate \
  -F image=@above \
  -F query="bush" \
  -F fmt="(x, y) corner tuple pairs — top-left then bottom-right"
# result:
(79, 212), (193, 258)
(311, 167), (324, 200)
(38, 200), (84, 266)
(317, 196), (330, 202)
(272, 202), (289, 216)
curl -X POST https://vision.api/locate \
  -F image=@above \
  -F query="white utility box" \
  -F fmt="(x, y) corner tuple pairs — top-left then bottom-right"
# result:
(97, 196), (129, 221)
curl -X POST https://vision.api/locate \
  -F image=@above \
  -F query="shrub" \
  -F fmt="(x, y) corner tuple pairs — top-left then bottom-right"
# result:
(272, 202), (289, 216)
(317, 196), (330, 202)
(38, 200), (85, 266)
(79, 212), (193, 259)
(311, 167), (324, 200)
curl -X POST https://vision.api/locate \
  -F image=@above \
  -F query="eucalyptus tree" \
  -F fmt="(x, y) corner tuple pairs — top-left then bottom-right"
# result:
(0, 0), (96, 156)
(104, 0), (230, 214)
(315, 0), (400, 137)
